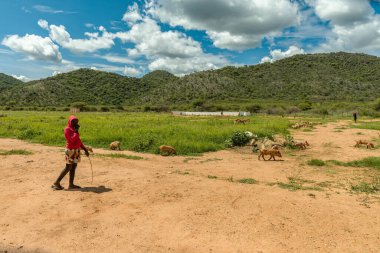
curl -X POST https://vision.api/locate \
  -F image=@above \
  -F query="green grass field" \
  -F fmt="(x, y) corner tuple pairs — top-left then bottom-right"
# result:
(0, 111), (292, 155)
(352, 121), (380, 131)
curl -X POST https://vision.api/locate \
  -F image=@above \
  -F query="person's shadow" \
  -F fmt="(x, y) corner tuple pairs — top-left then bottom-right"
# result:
(67, 185), (112, 194)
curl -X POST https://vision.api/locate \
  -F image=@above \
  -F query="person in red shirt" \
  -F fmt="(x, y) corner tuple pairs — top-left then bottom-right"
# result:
(52, 115), (89, 190)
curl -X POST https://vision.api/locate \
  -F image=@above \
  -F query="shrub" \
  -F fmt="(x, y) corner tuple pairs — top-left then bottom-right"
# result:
(100, 106), (110, 112)
(266, 107), (285, 115)
(226, 131), (250, 147)
(374, 98), (380, 111)
(246, 104), (262, 113)
(298, 101), (312, 111)
(286, 106), (301, 114)
(130, 135), (157, 152)
(17, 129), (42, 140)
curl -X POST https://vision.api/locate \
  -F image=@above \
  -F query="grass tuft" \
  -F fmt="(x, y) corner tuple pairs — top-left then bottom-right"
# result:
(351, 182), (379, 193)
(96, 153), (144, 160)
(0, 149), (33, 155)
(237, 178), (258, 184)
(328, 157), (380, 170)
(307, 159), (326, 166)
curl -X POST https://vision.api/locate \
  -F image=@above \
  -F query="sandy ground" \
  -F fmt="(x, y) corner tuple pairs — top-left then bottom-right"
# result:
(1, 120), (380, 253)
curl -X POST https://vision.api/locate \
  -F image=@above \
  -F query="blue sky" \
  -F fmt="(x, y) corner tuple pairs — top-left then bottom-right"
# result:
(1, 0), (380, 81)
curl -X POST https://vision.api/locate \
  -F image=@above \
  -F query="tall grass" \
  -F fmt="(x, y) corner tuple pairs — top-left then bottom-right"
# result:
(0, 111), (290, 155)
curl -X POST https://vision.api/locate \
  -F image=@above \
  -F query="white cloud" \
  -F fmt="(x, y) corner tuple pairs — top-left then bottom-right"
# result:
(260, 46), (305, 63)
(47, 23), (115, 53)
(122, 3), (143, 24)
(33, 5), (76, 14)
(38, 19), (49, 30)
(116, 16), (229, 75)
(148, 55), (228, 76)
(147, 0), (300, 50)
(90, 63), (125, 73)
(85, 23), (95, 28)
(96, 54), (135, 64)
(124, 66), (141, 76)
(2, 34), (62, 62)
(11, 74), (29, 82)
(310, 0), (380, 54)
(309, 0), (373, 26)
(52, 71), (62, 76)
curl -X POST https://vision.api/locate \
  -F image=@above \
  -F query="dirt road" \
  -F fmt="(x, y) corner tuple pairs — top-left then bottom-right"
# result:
(1, 121), (379, 252)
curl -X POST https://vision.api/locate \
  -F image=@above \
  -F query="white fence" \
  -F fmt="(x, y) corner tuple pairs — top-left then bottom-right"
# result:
(172, 111), (251, 116)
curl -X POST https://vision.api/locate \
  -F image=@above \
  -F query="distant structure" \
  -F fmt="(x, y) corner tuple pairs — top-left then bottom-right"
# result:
(172, 111), (251, 116)
(70, 107), (80, 113)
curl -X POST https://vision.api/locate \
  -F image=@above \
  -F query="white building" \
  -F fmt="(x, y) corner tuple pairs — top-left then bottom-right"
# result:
(172, 111), (251, 116)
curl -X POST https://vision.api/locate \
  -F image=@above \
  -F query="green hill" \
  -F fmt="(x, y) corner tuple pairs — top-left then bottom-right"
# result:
(0, 52), (379, 107)
(0, 73), (24, 92)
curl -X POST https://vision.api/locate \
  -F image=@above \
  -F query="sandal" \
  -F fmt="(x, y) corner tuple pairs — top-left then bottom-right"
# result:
(51, 183), (64, 190)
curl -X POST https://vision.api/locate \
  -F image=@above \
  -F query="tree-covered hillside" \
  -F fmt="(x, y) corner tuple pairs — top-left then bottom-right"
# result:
(0, 52), (379, 107)
(0, 73), (23, 93)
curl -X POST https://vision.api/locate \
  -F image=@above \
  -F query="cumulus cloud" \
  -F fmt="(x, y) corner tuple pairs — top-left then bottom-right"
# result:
(122, 2), (143, 25)
(310, 0), (380, 53)
(38, 19), (49, 30)
(124, 66), (141, 76)
(2, 34), (62, 62)
(11, 74), (30, 82)
(148, 55), (227, 75)
(147, 0), (300, 50)
(116, 18), (202, 58)
(116, 14), (228, 75)
(308, 0), (373, 26)
(46, 22), (115, 53)
(260, 46), (305, 63)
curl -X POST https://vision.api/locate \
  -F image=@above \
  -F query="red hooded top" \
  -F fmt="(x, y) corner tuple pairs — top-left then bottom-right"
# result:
(64, 115), (85, 150)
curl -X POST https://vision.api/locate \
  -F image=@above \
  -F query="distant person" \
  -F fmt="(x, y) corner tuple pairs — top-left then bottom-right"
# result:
(52, 115), (89, 190)
(353, 111), (358, 123)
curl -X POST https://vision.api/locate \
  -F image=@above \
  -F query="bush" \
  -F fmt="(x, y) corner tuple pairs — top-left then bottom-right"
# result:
(130, 135), (157, 152)
(374, 98), (380, 111)
(298, 101), (312, 111)
(266, 107), (285, 115)
(71, 102), (86, 110)
(286, 106), (301, 114)
(17, 129), (42, 140)
(226, 131), (250, 147)
(246, 104), (262, 113)
(192, 99), (205, 108)
(100, 106), (110, 112)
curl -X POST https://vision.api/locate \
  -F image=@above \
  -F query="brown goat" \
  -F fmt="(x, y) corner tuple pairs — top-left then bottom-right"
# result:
(234, 119), (250, 124)
(258, 149), (282, 161)
(109, 141), (121, 150)
(159, 145), (176, 156)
